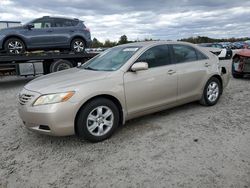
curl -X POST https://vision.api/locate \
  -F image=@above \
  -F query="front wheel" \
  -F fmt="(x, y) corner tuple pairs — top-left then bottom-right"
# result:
(71, 38), (85, 53)
(4, 38), (25, 54)
(199, 77), (222, 106)
(76, 98), (119, 142)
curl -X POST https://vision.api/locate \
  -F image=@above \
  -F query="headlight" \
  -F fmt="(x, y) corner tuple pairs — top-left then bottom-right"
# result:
(33, 91), (75, 106)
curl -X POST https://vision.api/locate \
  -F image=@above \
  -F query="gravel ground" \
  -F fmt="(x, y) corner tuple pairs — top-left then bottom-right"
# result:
(0, 60), (249, 188)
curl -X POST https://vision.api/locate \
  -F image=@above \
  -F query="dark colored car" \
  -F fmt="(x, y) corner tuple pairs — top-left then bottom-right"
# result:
(0, 16), (91, 54)
(232, 49), (250, 78)
(232, 41), (249, 49)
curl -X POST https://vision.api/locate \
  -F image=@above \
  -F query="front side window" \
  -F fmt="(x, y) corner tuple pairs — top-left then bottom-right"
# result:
(172, 44), (198, 63)
(136, 45), (170, 68)
(31, 19), (52, 28)
(81, 46), (140, 71)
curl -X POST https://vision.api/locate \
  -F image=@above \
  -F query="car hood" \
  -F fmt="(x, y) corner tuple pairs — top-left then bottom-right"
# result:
(234, 49), (250, 58)
(24, 68), (111, 94)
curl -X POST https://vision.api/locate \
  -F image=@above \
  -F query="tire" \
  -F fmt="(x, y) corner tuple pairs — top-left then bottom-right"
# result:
(76, 98), (119, 142)
(199, 77), (222, 106)
(4, 38), (25, 54)
(49, 59), (74, 73)
(70, 38), (86, 53)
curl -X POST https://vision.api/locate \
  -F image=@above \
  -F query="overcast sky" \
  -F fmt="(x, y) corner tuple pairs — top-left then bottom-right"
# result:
(0, 0), (249, 42)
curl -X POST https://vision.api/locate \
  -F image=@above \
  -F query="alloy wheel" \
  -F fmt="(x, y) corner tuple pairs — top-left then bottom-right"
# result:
(8, 41), (23, 54)
(73, 41), (85, 52)
(86, 106), (114, 136)
(207, 81), (219, 102)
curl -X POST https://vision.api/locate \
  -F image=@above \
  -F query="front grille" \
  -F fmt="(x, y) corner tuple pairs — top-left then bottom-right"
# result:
(19, 94), (34, 105)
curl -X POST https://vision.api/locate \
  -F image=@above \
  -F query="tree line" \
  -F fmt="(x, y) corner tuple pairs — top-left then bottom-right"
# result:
(91, 35), (250, 48)
(178, 36), (250, 44)
(91, 35), (154, 48)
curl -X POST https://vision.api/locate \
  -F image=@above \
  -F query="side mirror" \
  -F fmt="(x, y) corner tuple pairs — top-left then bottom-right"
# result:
(131, 62), (148, 72)
(26, 24), (34, 30)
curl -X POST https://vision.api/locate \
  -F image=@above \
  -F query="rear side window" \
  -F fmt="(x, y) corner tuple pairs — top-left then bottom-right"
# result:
(196, 50), (208, 60)
(71, 20), (79, 26)
(136, 45), (170, 68)
(54, 18), (78, 27)
(172, 44), (198, 63)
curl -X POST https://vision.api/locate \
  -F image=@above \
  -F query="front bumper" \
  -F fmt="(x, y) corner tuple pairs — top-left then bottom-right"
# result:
(18, 89), (77, 136)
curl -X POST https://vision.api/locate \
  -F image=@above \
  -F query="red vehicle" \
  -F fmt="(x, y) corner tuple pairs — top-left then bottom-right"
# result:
(232, 49), (250, 78)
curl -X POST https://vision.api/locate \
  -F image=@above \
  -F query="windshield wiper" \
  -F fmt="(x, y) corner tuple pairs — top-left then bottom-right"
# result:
(84, 66), (99, 71)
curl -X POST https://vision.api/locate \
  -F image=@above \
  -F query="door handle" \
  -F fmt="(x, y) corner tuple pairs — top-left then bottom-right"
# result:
(167, 70), (176, 75)
(204, 62), (211, 67)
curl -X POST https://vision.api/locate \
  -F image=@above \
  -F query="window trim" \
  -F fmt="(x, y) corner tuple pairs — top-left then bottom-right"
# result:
(52, 18), (78, 28)
(31, 18), (54, 29)
(128, 44), (172, 71)
(195, 48), (209, 60)
(170, 44), (208, 64)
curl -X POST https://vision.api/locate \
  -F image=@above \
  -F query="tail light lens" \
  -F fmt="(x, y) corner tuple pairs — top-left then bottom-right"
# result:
(84, 27), (90, 32)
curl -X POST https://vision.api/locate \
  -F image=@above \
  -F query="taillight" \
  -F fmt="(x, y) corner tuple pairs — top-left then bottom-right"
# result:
(84, 27), (90, 32)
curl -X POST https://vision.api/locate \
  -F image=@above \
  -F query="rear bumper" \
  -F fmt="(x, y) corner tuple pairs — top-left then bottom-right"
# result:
(232, 71), (250, 75)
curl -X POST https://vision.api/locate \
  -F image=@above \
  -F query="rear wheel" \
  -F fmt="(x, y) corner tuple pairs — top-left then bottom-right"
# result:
(70, 38), (85, 53)
(76, 98), (119, 142)
(199, 77), (222, 106)
(4, 38), (25, 54)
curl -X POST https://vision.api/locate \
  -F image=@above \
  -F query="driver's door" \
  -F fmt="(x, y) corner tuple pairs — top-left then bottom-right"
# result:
(23, 18), (55, 48)
(123, 44), (178, 116)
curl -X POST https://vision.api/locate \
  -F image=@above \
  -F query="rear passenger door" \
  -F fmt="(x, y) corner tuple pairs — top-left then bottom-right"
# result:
(170, 44), (210, 101)
(124, 45), (178, 116)
(52, 18), (78, 46)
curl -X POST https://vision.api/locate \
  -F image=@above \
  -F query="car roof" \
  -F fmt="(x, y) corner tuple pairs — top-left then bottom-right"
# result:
(41, 16), (81, 21)
(117, 41), (197, 48)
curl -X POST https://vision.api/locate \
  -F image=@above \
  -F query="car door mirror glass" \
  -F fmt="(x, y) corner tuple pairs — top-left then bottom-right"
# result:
(131, 62), (148, 72)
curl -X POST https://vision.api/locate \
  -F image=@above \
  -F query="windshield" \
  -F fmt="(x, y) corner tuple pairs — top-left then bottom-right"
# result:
(81, 46), (140, 71)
